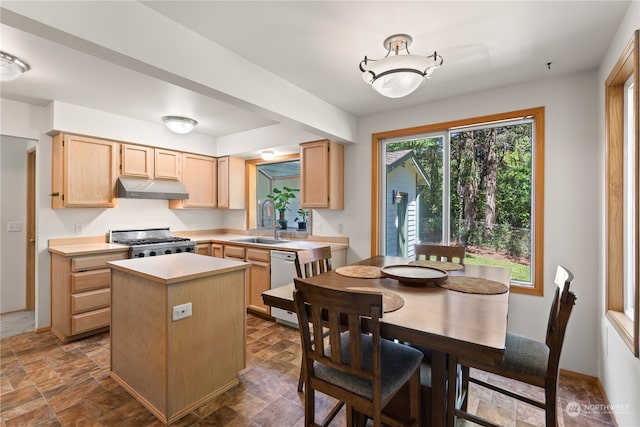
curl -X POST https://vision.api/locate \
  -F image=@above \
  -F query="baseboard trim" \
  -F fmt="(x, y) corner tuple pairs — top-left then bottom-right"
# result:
(559, 369), (618, 427)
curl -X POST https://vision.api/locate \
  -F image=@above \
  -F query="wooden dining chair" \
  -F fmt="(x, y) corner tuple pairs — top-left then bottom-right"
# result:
(414, 243), (466, 265)
(294, 246), (333, 393)
(295, 246), (333, 279)
(451, 265), (577, 427)
(294, 278), (424, 427)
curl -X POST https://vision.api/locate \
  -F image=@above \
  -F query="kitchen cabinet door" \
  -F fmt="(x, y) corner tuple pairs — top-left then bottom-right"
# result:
(154, 148), (182, 180)
(51, 134), (118, 208)
(217, 156), (246, 209)
(170, 153), (217, 209)
(300, 139), (344, 209)
(196, 243), (211, 256)
(121, 144), (154, 178)
(247, 260), (270, 315)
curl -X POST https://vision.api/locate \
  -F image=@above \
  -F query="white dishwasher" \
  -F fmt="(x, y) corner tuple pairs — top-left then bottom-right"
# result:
(270, 250), (299, 327)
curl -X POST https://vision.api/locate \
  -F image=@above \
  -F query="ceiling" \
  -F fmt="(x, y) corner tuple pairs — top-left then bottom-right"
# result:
(0, 1), (631, 149)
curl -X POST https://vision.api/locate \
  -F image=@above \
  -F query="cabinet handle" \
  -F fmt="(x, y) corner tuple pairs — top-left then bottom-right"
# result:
(50, 192), (60, 197)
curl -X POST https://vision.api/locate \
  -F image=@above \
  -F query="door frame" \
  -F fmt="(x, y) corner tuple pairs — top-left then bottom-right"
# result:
(26, 148), (36, 310)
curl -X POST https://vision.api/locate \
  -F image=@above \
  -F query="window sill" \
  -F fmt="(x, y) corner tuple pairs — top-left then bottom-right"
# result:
(606, 310), (637, 356)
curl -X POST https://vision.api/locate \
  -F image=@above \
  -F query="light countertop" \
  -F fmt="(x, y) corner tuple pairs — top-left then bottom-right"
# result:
(177, 232), (348, 251)
(108, 252), (249, 284)
(48, 243), (129, 256)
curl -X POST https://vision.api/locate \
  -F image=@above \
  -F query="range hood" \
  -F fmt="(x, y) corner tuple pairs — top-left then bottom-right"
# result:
(117, 177), (189, 200)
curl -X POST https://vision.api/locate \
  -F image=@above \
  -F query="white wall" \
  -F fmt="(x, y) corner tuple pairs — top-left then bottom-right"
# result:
(0, 135), (28, 312)
(597, 2), (640, 426)
(0, 98), (230, 330)
(312, 69), (602, 377)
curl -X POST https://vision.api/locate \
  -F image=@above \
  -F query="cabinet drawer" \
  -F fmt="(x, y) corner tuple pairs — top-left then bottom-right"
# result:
(71, 307), (110, 335)
(224, 245), (245, 259)
(246, 248), (270, 263)
(71, 288), (110, 314)
(72, 252), (127, 272)
(71, 269), (111, 293)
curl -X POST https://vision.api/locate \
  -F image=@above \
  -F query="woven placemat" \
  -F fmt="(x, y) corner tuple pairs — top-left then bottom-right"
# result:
(335, 265), (383, 279)
(346, 287), (405, 312)
(438, 276), (508, 294)
(409, 259), (464, 271)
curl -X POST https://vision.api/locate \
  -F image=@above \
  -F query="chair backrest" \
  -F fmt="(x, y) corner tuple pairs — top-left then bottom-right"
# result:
(295, 246), (333, 279)
(294, 278), (383, 399)
(414, 244), (466, 264)
(545, 265), (577, 379)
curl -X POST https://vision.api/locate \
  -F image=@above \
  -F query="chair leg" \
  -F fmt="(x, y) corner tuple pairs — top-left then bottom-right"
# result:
(546, 386), (558, 427)
(305, 385), (315, 427)
(409, 368), (421, 427)
(298, 356), (305, 392)
(461, 365), (470, 411)
(447, 356), (458, 427)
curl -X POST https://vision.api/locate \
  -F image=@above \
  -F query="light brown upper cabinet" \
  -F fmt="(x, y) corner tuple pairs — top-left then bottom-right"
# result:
(120, 143), (154, 178)
(154, 148), (182, 180)
(169, 153), (217, 209)
(217, 156), (246, 209)
(51, 133), (118, 208)
(300, 140), (344, 209)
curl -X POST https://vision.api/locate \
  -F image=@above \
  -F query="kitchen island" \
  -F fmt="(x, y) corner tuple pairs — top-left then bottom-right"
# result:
(108, 253), (249, 425)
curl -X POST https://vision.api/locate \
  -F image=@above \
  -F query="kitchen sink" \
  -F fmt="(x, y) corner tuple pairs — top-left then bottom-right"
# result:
(230, 237), (289, 245)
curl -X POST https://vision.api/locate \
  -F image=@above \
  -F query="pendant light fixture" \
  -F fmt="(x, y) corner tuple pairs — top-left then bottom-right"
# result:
(359, 34), (443, 98)
(161, 116), (198, 134)
(0, 51), (30, 81)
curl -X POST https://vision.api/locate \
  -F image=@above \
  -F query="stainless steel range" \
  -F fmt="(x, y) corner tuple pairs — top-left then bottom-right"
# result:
(109, 228), (196, 258)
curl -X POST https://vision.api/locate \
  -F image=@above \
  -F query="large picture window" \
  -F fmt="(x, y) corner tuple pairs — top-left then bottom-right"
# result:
(371, 107), (544, 295)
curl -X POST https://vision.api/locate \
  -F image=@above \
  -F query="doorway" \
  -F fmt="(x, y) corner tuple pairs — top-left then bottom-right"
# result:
(0, 136), (36, 338)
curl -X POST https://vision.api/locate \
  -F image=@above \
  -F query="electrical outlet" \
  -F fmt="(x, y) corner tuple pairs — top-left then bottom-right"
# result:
(172, 302), (192, 321)
(74, 223), (83, 234)
(7, 222), (22, 232)
(338, 223), (343, 233)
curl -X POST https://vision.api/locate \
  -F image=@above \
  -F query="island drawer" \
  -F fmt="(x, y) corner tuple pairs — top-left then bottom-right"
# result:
(71, 269), (111, 293)
(72, 252), (127, 272)
(72, 307), (110, 335)
(71, 288), (111, 314)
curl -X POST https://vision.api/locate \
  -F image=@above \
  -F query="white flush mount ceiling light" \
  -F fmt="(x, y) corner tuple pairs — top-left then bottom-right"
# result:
(261, 150), (275, 161)
(161, 116), (198, 134)
(359, 34), (443, 98)
(0, 51), (30, 81)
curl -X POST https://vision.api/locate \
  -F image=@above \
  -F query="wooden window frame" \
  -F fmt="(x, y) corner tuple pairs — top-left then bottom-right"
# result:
(244, 153), (300, 231)
(371, 107), (545, 296)
(605, 30), (639, 357)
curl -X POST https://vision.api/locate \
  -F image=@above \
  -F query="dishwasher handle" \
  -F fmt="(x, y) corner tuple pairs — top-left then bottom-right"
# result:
(270, 250), (297, 262)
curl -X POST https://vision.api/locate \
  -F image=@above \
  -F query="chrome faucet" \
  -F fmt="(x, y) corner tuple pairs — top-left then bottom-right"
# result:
(261, 199), (279, 239)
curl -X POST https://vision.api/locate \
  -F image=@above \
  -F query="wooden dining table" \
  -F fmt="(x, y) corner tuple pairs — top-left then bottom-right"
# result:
(262, 255), (511, 427)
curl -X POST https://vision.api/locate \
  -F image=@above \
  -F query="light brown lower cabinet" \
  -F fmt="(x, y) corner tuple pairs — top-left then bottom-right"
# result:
(50, 250), (128, 342)
(224, 245), (270, 315)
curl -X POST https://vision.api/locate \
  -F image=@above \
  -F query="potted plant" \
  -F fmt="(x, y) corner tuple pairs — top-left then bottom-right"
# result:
(295, 208), (309, 230)
(294, 209), (309, 230)
(267, 186), (299, 229)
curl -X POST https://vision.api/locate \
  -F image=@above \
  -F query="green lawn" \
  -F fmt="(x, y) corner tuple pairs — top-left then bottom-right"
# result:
(463, 253), (531, 282)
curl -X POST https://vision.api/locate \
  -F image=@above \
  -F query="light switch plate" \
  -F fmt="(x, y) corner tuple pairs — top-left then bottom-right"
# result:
(7, 222), (22, 232)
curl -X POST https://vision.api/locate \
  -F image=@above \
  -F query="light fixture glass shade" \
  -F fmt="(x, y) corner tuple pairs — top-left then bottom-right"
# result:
(161, 116), (198, 134)
(0, 51), (30, 81)
(359, 34), (442, 98)
(261, 150), (275, 161)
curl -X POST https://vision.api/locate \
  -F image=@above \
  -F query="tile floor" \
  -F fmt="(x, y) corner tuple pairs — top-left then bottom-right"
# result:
(1, 314), (614, 426)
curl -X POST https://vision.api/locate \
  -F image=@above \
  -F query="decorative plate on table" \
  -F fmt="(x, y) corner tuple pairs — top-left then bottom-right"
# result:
(380, 264), (448, 286)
